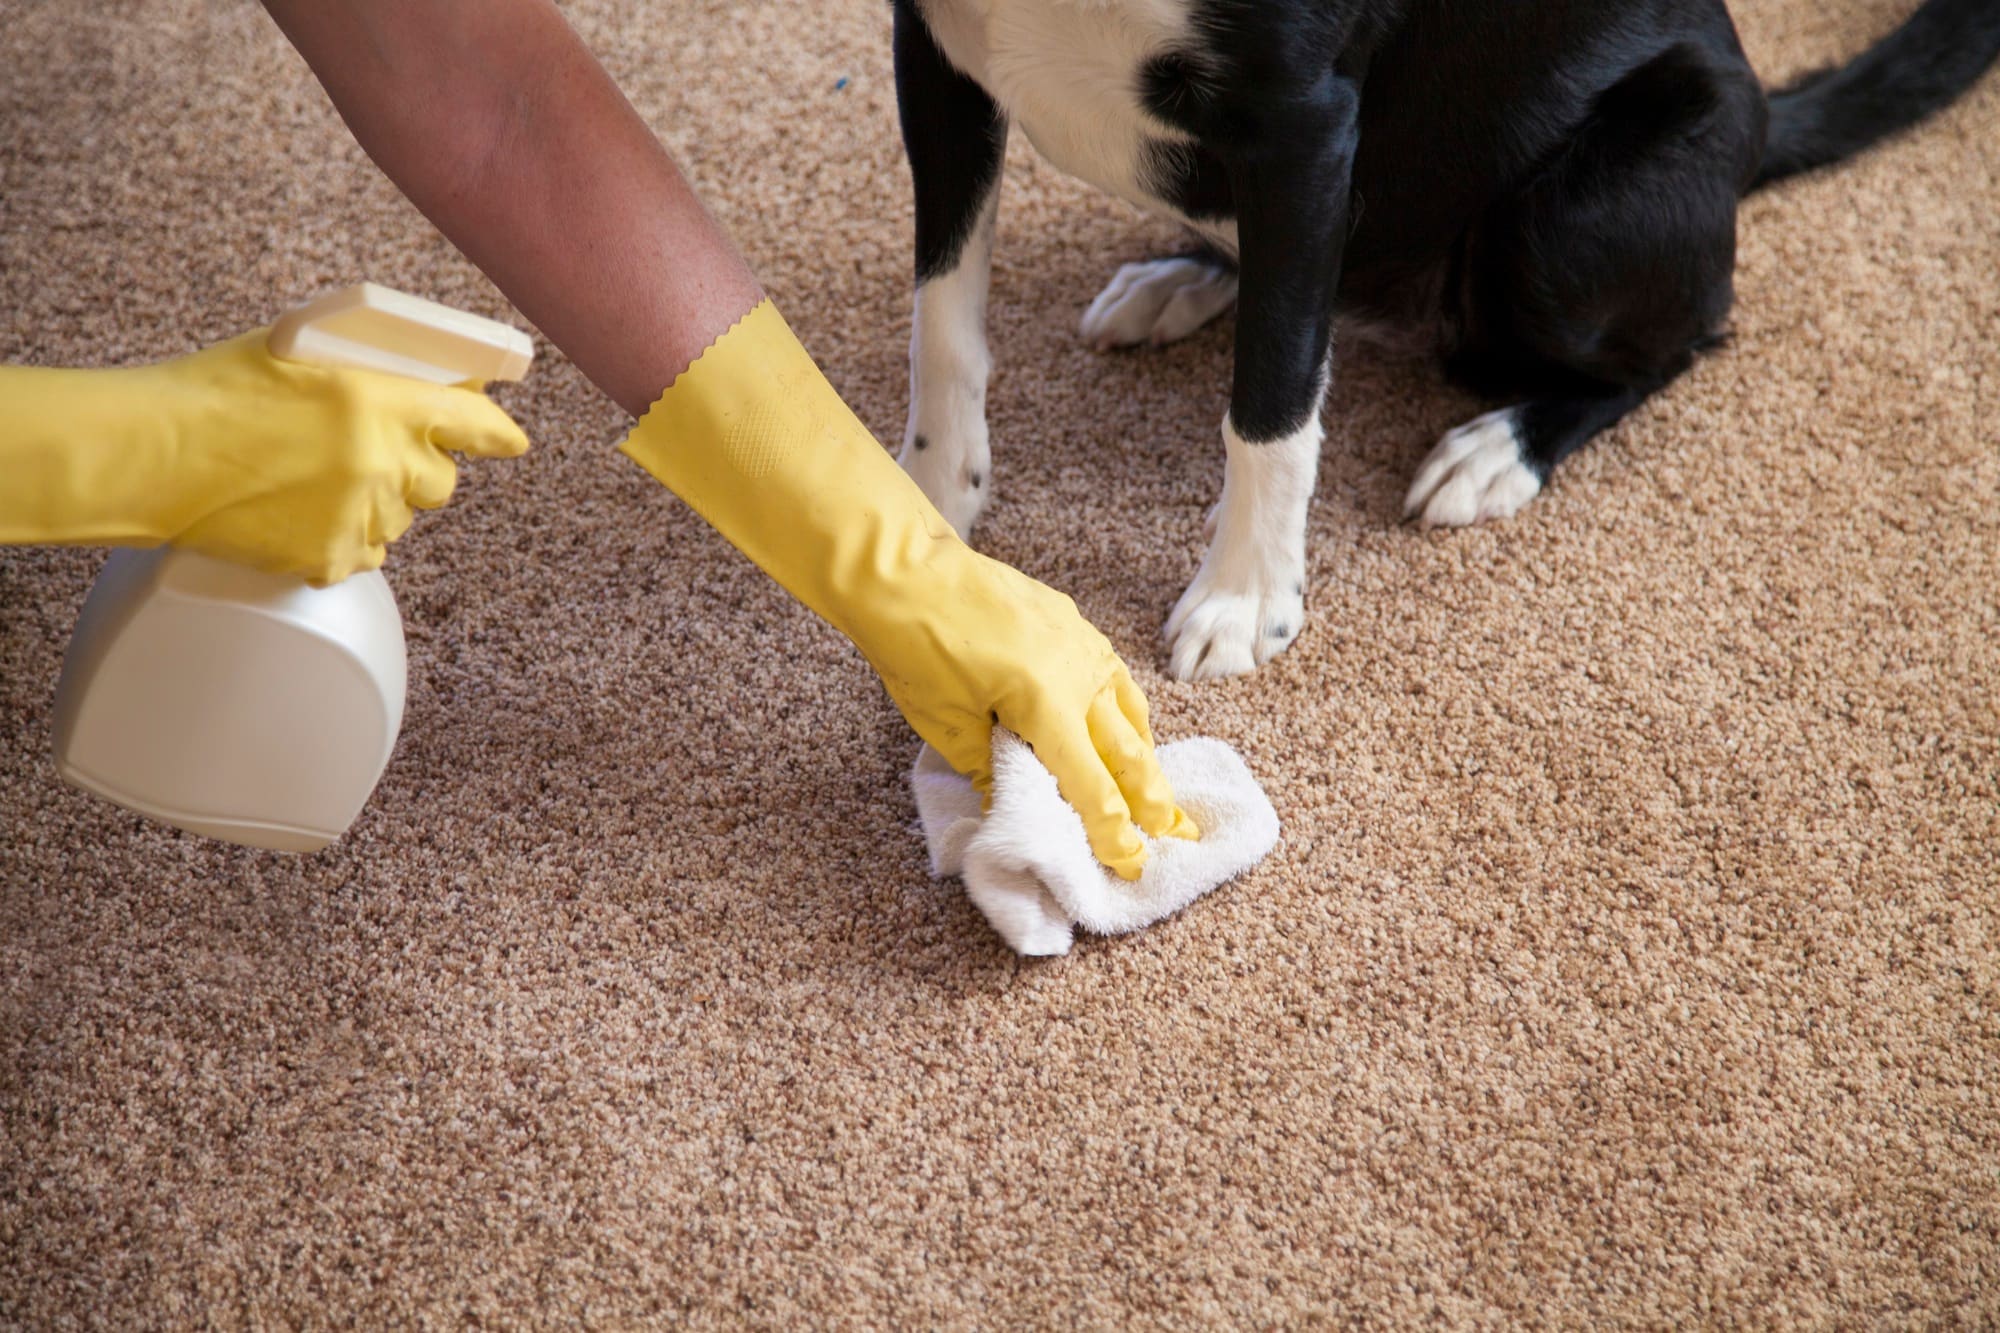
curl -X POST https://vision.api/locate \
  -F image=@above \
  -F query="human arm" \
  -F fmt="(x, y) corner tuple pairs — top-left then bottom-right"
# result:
(259, 0), (1194, 873)
(258, 0), (755, 416)
(0, 333), (528, 584)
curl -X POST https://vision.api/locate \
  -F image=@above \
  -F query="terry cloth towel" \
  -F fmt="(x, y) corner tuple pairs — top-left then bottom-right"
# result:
(912, 731), (1281, 956)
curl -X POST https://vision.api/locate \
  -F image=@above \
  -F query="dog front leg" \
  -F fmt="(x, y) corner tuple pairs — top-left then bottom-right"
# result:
(892, 0), (1008, 539)
(1166, 80), (1359, 681)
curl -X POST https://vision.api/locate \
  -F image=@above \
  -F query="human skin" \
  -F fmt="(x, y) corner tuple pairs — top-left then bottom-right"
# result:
(261, 0), (763, 416)
(257, 0), (1187, 870)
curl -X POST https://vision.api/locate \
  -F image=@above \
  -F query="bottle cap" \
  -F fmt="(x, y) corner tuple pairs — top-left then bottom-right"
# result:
(267, 282), (534, 384)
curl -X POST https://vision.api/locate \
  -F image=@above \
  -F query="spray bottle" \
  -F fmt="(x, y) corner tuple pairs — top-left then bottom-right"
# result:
(49, 284), (533, 852)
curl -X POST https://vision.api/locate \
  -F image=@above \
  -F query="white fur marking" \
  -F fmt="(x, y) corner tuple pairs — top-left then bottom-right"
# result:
(916, 0), (1210, 223)
(1079, 257), (1239, 350)
(1404, 409), (1544, 527)
(899, 198), (1000, 539)
(1166, 412), (1319, 681)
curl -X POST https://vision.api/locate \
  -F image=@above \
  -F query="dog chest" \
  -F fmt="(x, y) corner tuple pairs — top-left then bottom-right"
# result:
(915, 0), (1196, 212)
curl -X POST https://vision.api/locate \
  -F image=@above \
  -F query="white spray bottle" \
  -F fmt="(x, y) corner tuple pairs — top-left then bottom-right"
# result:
(49, 284), (533, 852)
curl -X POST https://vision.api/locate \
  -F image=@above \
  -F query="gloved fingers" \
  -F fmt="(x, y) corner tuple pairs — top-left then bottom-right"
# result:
(420, 384), (531, 460)
(374, 497), (417, 548)
(1028, 710), (1147, 881)
(302, 539), (383, 589)
(1112, 665), (1157, 748)
(172, 489), (363, 587)
(301, 492), (392, 587)
(1088, 687), (1197, 843)
(933, 720), (997, 814)
(403, 442), (461, 511)
(191, 328), (276, 371)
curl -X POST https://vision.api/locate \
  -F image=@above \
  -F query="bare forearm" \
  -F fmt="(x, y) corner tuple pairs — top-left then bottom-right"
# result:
(261, 0), (762, 416)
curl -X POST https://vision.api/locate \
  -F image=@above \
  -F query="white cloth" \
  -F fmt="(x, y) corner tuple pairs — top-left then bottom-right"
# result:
(912, 731), (1280, 956)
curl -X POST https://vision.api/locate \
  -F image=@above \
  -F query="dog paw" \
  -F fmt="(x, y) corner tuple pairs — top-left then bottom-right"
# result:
(1166, 565), (1306, 682)
(1404, 409), (1543, 527)
(1080, 257), (1238, 351)
(898, 431), (990, 539)
(1166, 414), (1318, 681)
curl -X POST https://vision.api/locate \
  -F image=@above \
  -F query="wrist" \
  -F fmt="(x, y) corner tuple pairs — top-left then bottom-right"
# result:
(617, 300), (969, 629)
(0, 363), (175, 546)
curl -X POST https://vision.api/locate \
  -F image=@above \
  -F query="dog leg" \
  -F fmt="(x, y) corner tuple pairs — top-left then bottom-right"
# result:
(1166, 412), (1317, 680)
(1415, 47), (1755, 526)
(901, 207), (999, 539)
(1080, 252), (1238, 351)
(1405, 391), (1650, 527)
(892, 0), (1008, 539)
(1165, 79), (1360, 681)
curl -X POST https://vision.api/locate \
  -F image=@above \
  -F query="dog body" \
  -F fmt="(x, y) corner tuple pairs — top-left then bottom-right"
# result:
(889, 0), (2000, 680)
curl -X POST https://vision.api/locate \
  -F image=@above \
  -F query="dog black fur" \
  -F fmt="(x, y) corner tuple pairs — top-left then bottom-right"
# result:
(890, 0), (2000, 676)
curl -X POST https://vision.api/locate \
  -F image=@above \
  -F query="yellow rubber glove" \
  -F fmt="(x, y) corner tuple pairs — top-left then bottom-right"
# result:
(618, 301), (1197, 879)
(0, 331), (529, 584)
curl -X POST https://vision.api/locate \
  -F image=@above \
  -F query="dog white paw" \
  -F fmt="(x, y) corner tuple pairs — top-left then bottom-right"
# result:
(1166, 567), (1306, 682)
(1165, 415), (1317, 682)
(898, 431), (990, 539)
(1079, 257), (1238, 351)
(1404, 409), (1543, 527)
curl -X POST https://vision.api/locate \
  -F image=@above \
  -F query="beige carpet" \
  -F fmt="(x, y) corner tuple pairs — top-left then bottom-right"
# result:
(4, 0), (1997, 1324)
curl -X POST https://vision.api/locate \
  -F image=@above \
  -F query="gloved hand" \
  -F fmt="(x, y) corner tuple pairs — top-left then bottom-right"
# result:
(618, 301), (1197, 879)
(0, 330), (529, 584)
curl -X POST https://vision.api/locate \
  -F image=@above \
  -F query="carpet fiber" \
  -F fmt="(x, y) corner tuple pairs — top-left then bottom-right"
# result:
(3, 1), (1996, 1324)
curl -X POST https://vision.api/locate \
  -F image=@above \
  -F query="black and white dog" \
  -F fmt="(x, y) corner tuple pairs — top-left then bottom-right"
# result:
(887, 0), (2000, 680)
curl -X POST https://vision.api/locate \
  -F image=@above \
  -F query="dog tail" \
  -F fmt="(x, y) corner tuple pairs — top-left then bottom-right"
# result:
(1754, 0), (2000, 189)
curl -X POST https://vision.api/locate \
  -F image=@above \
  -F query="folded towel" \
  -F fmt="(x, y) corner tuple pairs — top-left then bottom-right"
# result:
(912, 731), (1281, 956)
